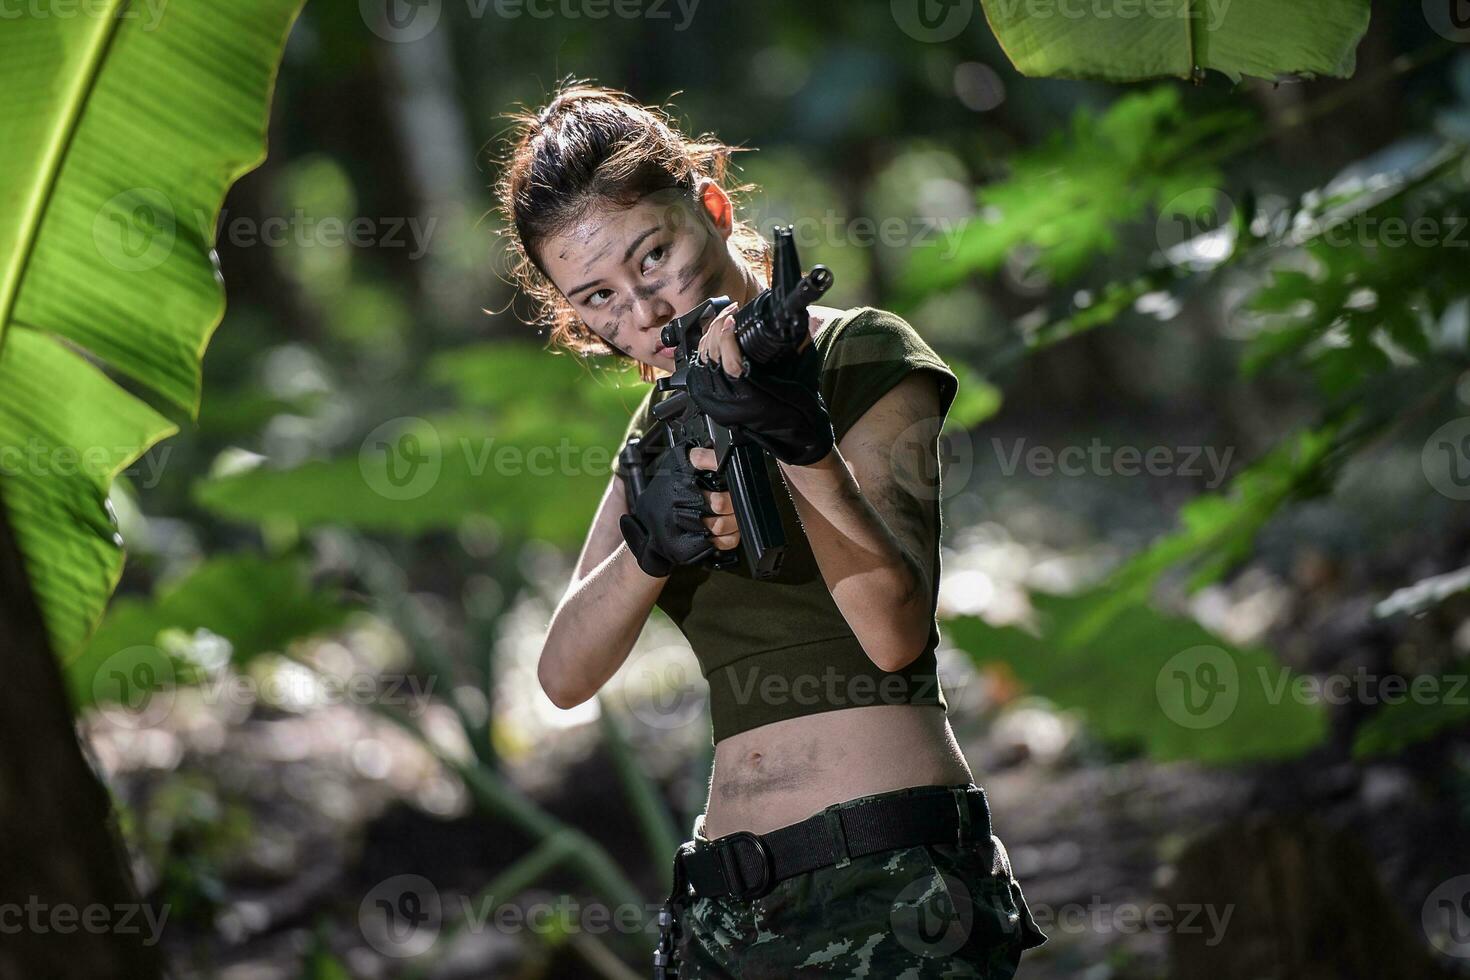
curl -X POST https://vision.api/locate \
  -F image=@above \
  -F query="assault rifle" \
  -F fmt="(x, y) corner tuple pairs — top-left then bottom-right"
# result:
(617, 226), (833, 580)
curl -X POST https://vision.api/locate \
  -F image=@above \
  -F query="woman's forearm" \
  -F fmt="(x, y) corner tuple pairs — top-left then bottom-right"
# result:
(777, 448), (932, 672)
(538, 543), (667, 708)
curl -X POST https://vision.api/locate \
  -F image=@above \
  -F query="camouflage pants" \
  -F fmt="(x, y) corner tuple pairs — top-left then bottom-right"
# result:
(674, 784), (1049, 979)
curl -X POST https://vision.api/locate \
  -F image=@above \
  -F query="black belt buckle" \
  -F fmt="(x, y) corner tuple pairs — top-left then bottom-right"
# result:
(716, 831), (773, 900)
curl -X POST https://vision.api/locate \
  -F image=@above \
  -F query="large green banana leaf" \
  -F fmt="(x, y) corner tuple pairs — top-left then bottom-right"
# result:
(0, 0), (305, 661)
(981, 0), (1370, 82)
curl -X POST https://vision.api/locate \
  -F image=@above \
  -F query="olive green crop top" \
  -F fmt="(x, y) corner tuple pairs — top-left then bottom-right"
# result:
(611, 306), (960, 744)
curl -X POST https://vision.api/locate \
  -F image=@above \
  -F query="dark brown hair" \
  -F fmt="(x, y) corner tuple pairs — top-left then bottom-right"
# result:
(492, 78), (772, 382)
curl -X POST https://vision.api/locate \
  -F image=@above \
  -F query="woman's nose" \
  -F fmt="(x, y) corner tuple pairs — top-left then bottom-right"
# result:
(633, 295), (675, 332)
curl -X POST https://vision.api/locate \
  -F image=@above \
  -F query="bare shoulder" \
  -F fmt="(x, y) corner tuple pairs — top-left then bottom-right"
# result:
(839, 372), (943, 459)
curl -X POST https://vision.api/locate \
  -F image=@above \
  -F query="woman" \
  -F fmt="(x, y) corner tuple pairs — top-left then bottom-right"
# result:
(495, 80), (1048, 978)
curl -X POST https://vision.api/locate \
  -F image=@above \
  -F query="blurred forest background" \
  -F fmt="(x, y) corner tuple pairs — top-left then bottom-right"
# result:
(25, 1), (1470, 977)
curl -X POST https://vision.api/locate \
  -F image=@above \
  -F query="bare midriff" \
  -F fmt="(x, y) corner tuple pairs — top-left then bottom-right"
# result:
(699, 703), (975, 840)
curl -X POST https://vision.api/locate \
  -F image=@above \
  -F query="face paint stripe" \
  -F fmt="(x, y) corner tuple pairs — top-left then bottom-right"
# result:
(635, 279), (670, 300)
(676, 233), (719, 292)
(581, 239), (614, 271)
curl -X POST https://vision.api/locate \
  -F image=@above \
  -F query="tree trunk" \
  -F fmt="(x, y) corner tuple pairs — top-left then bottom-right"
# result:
(0, 478), (168, 979)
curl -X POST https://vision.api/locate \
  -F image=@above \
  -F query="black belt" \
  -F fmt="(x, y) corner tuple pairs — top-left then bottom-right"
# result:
(675, 784), (993, 903)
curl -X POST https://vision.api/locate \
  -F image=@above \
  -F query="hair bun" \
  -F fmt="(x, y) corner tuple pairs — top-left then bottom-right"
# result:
(536, 95), (566, 127)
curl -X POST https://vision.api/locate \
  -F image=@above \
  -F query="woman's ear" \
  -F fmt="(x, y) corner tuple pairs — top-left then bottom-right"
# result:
(696, 178), (734, 240)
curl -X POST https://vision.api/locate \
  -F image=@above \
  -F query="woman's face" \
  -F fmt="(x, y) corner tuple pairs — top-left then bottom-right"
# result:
(538, 182), (751, 371)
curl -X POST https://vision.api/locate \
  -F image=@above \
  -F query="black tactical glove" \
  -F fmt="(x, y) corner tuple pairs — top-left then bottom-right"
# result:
(685, 339), (835, 466)
(619, 441), (719, 578)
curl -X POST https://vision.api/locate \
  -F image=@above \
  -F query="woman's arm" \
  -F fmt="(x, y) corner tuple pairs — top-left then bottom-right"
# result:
(538, 453), (740, 708)
(538, 474), (667, 708)
(685, 303), (948, 671)
(773, 372), (945, 672)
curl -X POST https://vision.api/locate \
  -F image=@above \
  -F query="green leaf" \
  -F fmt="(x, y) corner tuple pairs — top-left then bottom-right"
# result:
(0, 0), (304, 659)
(1243, 166), (1470, 397)
(981, 0), (1369, 83)
(901, 87), (1248, 293)
(194, 350), (643, 543)
(69, 553), (357, 714)
(951, 590), (1328, 763)
(1352, 677), (1470, 759)
(0, 329), (175, 664)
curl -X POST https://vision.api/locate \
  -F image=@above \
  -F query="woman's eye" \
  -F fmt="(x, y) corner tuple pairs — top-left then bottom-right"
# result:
(642, 245), (666, 272)
(586, 288), (613, 307)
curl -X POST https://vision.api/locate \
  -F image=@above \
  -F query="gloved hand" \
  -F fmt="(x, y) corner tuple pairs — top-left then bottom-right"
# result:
(619, 441), (721, 578)
(685, 305), (835, 467)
